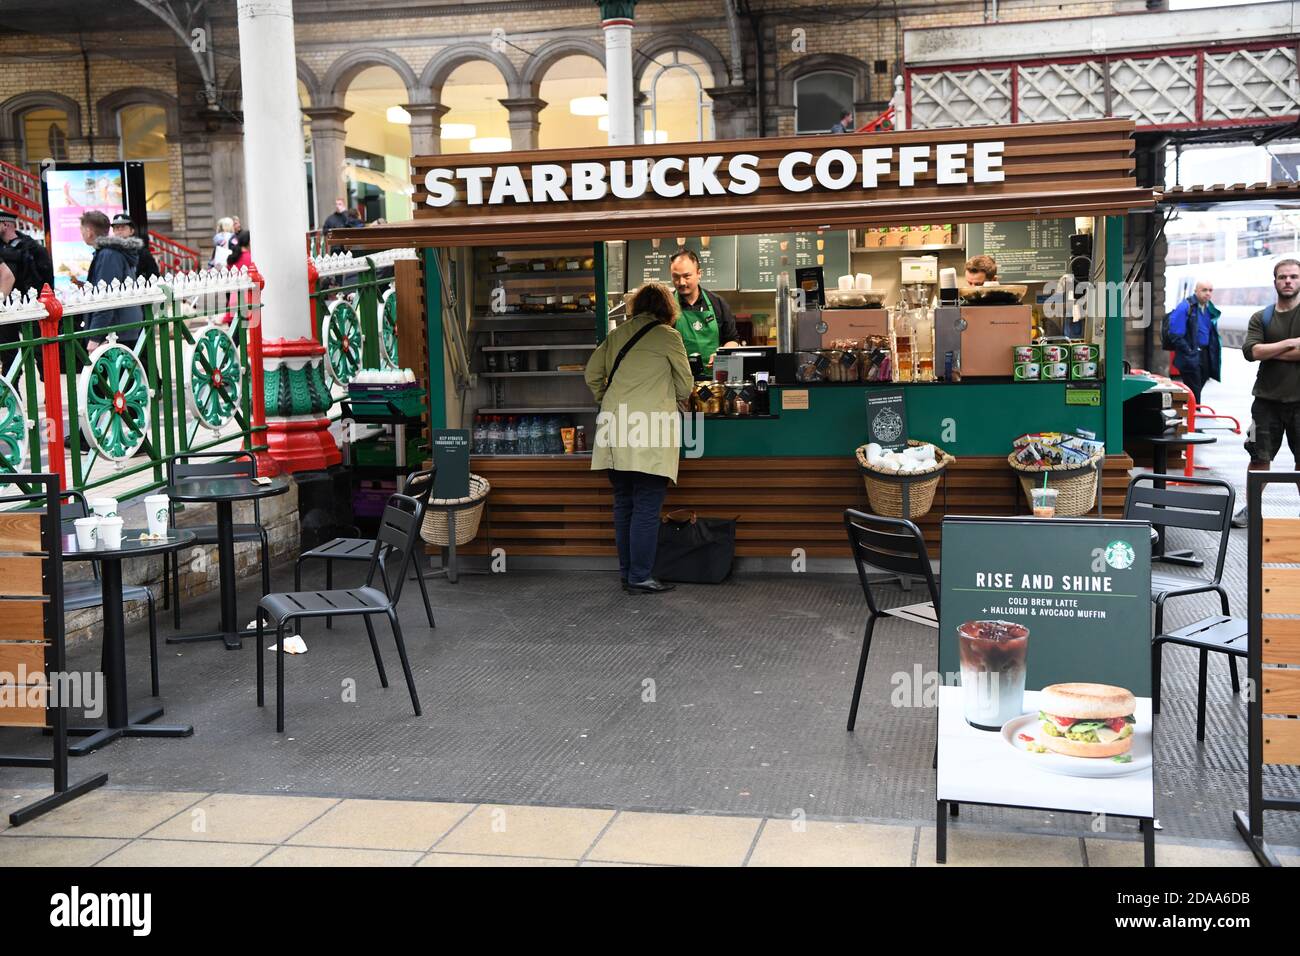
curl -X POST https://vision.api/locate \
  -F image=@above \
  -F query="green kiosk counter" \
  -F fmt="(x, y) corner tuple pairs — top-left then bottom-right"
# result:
(332, 118), (1155, 558)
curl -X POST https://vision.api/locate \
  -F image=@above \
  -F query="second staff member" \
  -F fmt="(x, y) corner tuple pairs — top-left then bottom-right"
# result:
(669, 248), (739, 367)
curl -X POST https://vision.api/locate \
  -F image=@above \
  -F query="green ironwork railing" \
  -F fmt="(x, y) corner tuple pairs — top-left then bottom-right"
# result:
(0, 269), (264, 497)
(309, 249), (413, 399)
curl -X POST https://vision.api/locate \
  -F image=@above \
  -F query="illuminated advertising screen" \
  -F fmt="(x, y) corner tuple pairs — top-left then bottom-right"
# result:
(40, 163), (146, 291)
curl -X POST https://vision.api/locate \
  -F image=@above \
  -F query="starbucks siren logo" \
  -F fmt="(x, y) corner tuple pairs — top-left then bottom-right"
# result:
(1104, 539), (1135, 570)
(874, 408), (904, 444)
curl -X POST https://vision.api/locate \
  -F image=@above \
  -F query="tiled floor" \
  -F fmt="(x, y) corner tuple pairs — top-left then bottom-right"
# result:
(2, 787), (1294, 867)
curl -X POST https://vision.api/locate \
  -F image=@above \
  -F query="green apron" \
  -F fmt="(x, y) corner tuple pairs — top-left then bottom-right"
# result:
(676, 288), (721, 364)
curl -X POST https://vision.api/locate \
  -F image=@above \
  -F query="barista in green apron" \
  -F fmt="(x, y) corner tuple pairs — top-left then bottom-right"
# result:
(669, 248), (739, 368)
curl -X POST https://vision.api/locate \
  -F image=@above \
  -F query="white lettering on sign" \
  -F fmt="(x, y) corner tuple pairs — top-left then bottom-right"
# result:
(778, 151), (814, 192)
(420, 142), (1008, 207)
(610, 158), (650, 199)
(650, 157), (686, 198)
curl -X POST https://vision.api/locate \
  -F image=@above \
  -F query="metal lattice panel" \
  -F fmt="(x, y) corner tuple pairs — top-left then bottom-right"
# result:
(1109, 54), (1197, 126)
(910, 68), (1011, 129)
(1204, 47), (1300, 121)
(1017, 62), (1106, 124)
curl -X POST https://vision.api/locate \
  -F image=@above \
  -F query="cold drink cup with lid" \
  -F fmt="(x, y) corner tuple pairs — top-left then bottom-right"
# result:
(957, 620), (1030, 730)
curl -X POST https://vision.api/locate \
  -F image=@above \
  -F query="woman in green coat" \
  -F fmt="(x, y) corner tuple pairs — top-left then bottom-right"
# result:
(585, 282), (694, 594)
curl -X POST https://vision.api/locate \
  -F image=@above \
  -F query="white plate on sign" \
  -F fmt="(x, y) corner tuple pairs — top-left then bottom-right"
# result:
(1001, 713), (1151, 778)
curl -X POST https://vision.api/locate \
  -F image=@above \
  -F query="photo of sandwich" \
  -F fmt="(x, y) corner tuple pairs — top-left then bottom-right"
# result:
(1036, 683), (1136, 758)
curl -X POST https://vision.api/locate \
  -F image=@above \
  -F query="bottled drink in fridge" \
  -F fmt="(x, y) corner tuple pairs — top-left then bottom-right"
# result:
(529, 416), (543, 455)
(472, 415), (487, 454)
(488, 416), (502, 455)
(504, 416), (518, 455)
(546, 416), (562, 454)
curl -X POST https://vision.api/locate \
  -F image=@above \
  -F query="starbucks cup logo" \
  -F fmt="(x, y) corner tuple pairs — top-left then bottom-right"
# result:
(1105, 540), (1135, 570)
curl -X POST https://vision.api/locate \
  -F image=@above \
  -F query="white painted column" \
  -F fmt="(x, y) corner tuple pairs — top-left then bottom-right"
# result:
(236, 0), (310, 342)
(599, 4), (637, 146)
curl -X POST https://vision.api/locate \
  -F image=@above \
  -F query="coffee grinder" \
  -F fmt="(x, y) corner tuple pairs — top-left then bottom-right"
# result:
(895, 256), (938, 382)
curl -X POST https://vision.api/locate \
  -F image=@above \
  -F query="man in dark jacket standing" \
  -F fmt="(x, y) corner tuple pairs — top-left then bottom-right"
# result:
(79, 210), (143, 349)
(1167, 279), (1222, 404)
(0, 211), (55, 350)
(111, 213), (160, 281)
(322, 197), (362, 232)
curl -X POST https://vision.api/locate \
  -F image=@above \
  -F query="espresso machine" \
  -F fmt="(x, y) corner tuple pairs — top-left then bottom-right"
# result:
(893, 256), (938, 382)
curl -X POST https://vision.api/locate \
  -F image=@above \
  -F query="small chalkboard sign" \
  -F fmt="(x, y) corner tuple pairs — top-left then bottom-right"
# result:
(866, 388), (908, 452)
(432, 429), (471, 500)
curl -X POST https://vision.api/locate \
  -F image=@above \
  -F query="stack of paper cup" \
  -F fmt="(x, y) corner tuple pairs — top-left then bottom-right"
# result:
(855, 273), (873, 291)
(90, 497), (118, 520)
(837, 275), (854, 292)
(74, 517), (98, 551)
(145, 494), (170, 537)
(98, 516), (124, 550)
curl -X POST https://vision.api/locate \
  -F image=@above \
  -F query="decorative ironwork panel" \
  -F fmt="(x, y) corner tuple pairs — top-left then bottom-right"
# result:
(1109, 55), (1197, 126)
(1017, 62), (1106, 124)
(910, 68), (1012, 129)
(1204, 47), (1300, 122)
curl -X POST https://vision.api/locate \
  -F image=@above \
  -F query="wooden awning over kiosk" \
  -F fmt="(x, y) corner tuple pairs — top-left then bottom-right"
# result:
(331, 118), (1154, 250)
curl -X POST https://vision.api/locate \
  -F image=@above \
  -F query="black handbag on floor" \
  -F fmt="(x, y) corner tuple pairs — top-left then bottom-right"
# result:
(653, 510), (736, 584)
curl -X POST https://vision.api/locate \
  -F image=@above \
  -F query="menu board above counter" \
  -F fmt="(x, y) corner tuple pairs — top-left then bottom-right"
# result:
(965, 218), (1074, 285)
(626, 235), (738, 290)
(738, 230), (851, 292)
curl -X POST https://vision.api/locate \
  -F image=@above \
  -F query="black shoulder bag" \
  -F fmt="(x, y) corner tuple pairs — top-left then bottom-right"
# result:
(604, 320), (659, 389)
(654, 510), (737, 584)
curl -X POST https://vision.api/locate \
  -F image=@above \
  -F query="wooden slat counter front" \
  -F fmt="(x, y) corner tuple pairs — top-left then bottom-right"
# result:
(455, 454), (1134, 559)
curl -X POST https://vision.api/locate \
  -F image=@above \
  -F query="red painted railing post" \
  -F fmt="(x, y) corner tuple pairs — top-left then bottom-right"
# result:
(245, 265), (279, 477)
(36, 284), (67, 490)
(306, 257), (320, 341)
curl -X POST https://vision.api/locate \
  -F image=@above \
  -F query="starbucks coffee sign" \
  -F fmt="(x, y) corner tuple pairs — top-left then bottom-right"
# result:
(422, 142), (1006, 208)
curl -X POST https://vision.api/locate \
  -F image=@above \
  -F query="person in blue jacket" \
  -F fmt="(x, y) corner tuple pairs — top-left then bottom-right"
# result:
(1167, 279), (1221, 404)
(78, 210), (143, 349)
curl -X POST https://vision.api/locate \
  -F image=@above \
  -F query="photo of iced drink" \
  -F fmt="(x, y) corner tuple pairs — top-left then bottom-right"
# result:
(957, 620), (1030, 730)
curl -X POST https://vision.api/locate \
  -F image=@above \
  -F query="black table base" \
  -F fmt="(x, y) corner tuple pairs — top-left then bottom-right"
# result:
(1148, 436), (1215, 569)
(165, 498), (246, 650)
(58, 704), (194, 757)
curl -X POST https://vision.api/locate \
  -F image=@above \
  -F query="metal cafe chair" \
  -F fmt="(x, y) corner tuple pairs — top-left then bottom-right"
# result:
(843, 508), (940, 733)
(1122, 473), (1237, 735)
(58, 490), (162, 697)
(293, 467), (436, 629)
(254, 493), (425, 732)
(164, 451), (271, 628)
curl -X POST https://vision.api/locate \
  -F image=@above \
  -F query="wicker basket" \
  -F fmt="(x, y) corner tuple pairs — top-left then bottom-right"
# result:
(1008, 454), (1103, 517)
(855, 441), (955, 519)
(420, 474), (491, 546)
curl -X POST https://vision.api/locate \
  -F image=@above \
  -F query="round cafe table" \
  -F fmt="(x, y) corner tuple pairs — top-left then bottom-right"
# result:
(61, 527), (197, 756)
(165, 475), (290, 650)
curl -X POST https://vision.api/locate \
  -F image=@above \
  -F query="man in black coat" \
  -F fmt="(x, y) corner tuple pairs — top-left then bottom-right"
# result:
(79, 210), (143, 348)
(0, 210), (55, 350)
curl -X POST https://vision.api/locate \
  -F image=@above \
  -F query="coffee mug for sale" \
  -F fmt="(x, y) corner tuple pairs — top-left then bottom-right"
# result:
(1071, 344), (1099, 363)
(1014, 362), (1040, 381)
(1042, 362), (1069, 380)
(1013, 345), (1039, 364)
(1041, 345), (1068, 364)
(1071, 361), (1098, 379)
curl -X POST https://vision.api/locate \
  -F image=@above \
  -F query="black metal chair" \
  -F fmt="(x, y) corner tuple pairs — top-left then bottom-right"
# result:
(164, 451), (270, 628)
(58, 490), (161, 697)
(293, 467), (436, 629)
(843, 508), (940, 732)
(255, 493), (424, 732)
(1122, 473), (1237, 728)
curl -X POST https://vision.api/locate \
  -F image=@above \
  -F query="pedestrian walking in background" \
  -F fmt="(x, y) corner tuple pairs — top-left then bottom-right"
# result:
(111, 213), (160, 281)
(585, 282), (693, 595)
(830, 108), (855, 133)
(221, 230), (254, 324)
(1167, 278), (1222, 404)
(0, 211), (54, 351)
(211, 216), (235, 268)
(79, 210), (142, 349)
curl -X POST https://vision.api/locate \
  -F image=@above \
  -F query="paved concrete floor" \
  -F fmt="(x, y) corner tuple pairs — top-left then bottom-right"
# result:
(3, 787), (1294, 867)
(3, 355), (1298, 865)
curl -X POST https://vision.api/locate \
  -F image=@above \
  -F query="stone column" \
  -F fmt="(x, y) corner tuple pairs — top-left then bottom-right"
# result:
(498, 97), (546, 151)
(302, 105), (352, 229)
(704, 84), (755, 140)
(596, 0), (638, 146)
(405, 102), (449, 157)
(237, 0), (338, 473)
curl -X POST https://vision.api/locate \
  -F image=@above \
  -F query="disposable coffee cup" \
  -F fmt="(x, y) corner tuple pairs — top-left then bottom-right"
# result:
(958, 620), (1030, 730)
(98, 516), (124, 550)
(74, 517), (98, 551)
(1031, 487), (1059, 518)
(90, 497), (118, 519)
(145, 494), (170, 536)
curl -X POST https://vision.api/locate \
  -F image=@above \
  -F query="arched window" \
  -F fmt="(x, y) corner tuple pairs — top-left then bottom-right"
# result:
(342, 66), (413, 223)
(118, 104), (171, 215)
(639, 50), (714, 144)
(440, 60), (511, 155)
(20, 108), (69, 175)
(538, 55), (607, 150)
(795, 71), (855, 134)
